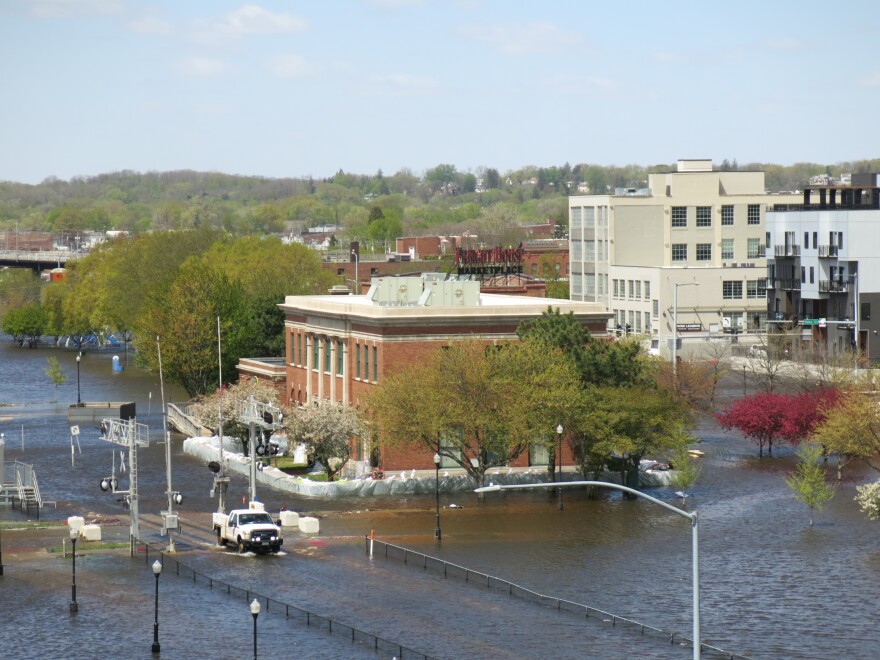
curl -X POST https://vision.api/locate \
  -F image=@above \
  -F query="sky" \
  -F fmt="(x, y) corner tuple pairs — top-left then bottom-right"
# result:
(1, 0), (879, 185)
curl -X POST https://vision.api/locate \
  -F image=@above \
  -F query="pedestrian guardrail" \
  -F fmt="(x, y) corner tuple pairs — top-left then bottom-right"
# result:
(367, 537), (749, 660)
(140, 542), (433, 659)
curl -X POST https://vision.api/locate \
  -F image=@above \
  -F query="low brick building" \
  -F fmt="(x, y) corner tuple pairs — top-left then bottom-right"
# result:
(277, 275), (609, 471)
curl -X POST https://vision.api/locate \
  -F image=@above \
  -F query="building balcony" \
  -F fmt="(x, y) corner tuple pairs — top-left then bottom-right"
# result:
(777, 279), (801, 291)
(774, 245), (800, 257)
(819, 280), (848, 293)
(818, 245), (839, 258)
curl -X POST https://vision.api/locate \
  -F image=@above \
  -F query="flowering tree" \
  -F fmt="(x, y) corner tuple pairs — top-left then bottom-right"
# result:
(189, 378), (287, 455)
(779, 387), (840, 445)
(812, 391), (880, 474)
(855, 482), (880, 520)
(716, 392), (789, 457)
(286, 402), (364, 482)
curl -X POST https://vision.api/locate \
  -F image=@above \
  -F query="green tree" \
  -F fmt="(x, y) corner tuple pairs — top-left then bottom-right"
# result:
(368, 339), (582, 486)
(785, 442), (836, 527)
(571, 386), (692, 490)
(287, 402), (365, 481)
(2, 303), (48, 348)
(517, 306), (650, 388)
(811, 391), (880, 475)
(136, 260), (256, 397)
(44, 356), (67, 401)
(668, 444), (702, 501)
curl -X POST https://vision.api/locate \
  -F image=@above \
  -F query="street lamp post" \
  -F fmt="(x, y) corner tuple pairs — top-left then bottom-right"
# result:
(351, 249), (359, 293)
(853, 271), (859, 370)
(151, 560), (162, 653)
(672, 281), (700, 384)
(475, 480), (701, 659)
(250, 599), (261, 660)
(75, 353), (81, 405)
(69, 527), (78, 613)
(433, 451), (442, 540)
(556, 424), (564, 511)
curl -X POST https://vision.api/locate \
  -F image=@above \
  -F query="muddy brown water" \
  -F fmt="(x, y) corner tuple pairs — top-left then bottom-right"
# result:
(2, 340), (880, 659)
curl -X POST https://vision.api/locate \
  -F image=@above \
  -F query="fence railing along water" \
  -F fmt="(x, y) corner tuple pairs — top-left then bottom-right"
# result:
(366, 537), (749, 660)
(140, 542), (433, 660)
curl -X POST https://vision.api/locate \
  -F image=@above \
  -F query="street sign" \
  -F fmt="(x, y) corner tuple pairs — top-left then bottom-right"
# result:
(70, 425), (80, 435)
(802, 319), (819, 326)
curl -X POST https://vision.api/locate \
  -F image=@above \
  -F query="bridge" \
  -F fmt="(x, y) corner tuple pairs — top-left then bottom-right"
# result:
(0, 250), (80, 271)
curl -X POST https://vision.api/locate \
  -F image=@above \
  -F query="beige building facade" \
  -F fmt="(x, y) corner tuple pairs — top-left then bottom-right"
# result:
(568, 159), (800, 355)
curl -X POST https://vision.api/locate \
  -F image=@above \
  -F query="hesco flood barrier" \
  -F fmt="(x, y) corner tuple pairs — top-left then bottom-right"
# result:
(140, 542), (433, 660)
(366, 536), (749, 660)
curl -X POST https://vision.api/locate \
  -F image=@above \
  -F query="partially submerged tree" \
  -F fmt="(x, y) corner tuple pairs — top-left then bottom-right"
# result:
(44, 356), (66, 401)
(716, 392), (788, 457)
(785, 442), (836, 527)
(811, 390), (880, 476)
(668, 444), (702, 501)
(287, 402), (365, 482)
(2, 303), (48, 348)
(854, 481), (880, 520)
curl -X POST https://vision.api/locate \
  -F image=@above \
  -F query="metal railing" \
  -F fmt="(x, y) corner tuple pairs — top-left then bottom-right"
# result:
(367, 537), (749, 660)
(818, 245), (839, 258)
(773, 245), (800, 257)
(167, 402), (212, 437)
(140, 542), (432, 659)
(819, 280), (848, 293)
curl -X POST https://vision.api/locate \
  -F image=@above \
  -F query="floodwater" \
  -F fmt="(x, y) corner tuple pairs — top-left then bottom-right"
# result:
(1, 339), (880, 659)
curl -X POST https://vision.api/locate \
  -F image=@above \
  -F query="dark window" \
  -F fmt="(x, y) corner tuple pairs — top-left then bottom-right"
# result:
(721, 205), (734, 226)
(671, 207), (687, 228)
(861, 302), (871, 322)
(672, 243), (687, 261)
(747, 204), (760, 225)
(696, 206), (712, 227)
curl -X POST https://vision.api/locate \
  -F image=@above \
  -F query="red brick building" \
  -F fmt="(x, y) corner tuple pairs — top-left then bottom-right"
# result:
(275, 275), (609, 471)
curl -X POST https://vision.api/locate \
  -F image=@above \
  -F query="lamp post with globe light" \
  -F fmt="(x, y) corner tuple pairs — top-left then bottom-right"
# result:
(151, 560), (162, 653)
(433, 451), (442, 540)
(250, 599), (261, 660)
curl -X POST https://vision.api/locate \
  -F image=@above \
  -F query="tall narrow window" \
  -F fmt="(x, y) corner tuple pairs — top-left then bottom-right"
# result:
(373, 346), (378, 382)
(721, 205), (734, 226)
(337, 340), (344, 375)
(312, 337), (319, 371)
(324, 338), (331, 372)
(355, 344), (361, 379)
(364, 343), (370, 381)
(747, 204), (761, 225)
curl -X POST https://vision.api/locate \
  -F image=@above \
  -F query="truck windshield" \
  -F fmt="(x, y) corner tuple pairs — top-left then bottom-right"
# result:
(239, 513), (273, 525)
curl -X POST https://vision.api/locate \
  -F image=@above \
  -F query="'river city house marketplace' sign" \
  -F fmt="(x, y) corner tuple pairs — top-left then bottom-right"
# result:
(455, 244), (525, 277)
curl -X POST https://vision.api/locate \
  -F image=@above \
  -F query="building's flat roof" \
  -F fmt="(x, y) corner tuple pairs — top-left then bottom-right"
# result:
(280, 293), (608, 321)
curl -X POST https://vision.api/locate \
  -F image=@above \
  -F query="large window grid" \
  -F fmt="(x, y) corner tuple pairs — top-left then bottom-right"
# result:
(671, 207), (687, 228)
(723, 281), (743, 299)
(747, 204), (761, 225)
(721, 239), (734, 260)
(721, 205), (734, 226)
(671, 244), (687, 261)
(696, 206), (712, 227)
(747, 238), (762, 259)
(696, 244), (712, 261)
(747, 279), (767, 299)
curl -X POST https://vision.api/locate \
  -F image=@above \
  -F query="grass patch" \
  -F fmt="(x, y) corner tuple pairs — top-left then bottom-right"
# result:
(270, 456), (330, 481)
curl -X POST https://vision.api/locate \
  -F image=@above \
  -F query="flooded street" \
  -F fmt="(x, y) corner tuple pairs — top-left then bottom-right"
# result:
(2, 339), (880, 658)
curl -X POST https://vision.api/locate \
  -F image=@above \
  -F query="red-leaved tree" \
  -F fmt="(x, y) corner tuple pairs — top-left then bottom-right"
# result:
(716, 392), (789, 457)
(780, 388), (841, 445)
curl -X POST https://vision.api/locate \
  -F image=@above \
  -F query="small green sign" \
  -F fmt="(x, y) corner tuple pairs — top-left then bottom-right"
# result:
(802, 319), (819, 326)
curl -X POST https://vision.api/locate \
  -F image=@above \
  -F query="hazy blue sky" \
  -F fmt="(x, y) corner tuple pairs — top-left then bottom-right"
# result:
(2, 0), (878, 184)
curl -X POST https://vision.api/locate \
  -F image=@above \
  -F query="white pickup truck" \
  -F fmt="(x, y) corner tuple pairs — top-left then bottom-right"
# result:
(213, 502), (283, 554)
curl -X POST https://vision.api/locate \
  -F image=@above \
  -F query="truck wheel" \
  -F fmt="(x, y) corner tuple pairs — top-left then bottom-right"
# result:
(217, 528), (225, 546)
(237, 537), (246, 553)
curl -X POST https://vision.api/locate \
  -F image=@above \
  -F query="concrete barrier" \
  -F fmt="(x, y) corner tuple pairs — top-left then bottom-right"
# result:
(279, 510), (300, 527)
(298, 516), (319, 534)
(80, 524), (102, 541)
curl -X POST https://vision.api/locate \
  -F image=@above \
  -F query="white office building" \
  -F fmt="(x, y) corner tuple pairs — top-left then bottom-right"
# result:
(568, 159), (800, 357)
